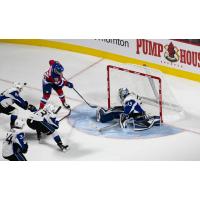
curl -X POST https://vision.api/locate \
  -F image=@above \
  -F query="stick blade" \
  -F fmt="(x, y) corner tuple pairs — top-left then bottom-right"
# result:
(98, 122), (119, 132)
(90, 105), (98, 108)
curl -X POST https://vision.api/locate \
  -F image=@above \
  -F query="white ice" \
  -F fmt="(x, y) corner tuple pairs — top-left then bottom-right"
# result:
(1, 42), (200, 160)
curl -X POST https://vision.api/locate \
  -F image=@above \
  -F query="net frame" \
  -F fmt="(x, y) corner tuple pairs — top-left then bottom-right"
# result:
(107, 65), (163, 123)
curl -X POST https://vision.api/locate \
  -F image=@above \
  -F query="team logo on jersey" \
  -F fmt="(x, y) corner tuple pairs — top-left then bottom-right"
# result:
(164, 42), (179, 62)
(54, 78), (59, 83)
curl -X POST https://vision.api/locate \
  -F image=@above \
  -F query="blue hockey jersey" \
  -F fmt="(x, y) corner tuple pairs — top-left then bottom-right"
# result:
(122, 93), (144, 115)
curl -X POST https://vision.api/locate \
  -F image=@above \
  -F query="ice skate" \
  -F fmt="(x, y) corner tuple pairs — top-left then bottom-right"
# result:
(62, 102), (71, 109)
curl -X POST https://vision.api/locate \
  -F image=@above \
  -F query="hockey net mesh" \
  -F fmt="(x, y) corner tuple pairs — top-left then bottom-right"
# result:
(107, 64), (183, 122)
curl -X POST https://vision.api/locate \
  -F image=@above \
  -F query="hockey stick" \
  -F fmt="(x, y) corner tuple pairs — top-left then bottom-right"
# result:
(55, 106), (62, 114)
(98, 122), (119, 133)
(73, 88), (97, 108)
(58, 109), (71, 122)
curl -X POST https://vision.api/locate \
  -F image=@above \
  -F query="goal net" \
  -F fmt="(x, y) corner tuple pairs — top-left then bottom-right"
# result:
(107, 64), (183, 123)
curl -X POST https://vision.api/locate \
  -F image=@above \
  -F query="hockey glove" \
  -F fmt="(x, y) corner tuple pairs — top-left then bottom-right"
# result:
(66, 82), (73, 88)
(120, 113), (129, 128)
(24, 101), (29, 110)
(28, 104), (37, 112)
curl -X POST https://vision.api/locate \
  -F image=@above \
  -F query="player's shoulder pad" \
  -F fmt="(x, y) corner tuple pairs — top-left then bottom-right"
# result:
(124, 93), (136, 103)
(10, 89), (20, 97)
(4, 88), (18, 96)
(16, 132), (25, 140)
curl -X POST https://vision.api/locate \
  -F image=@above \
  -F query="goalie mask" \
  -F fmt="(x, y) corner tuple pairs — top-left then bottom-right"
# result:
(119, 88), (129, 101)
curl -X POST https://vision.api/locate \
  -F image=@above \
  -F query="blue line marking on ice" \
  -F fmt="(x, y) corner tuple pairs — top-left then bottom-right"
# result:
(68, 104), (183, 139)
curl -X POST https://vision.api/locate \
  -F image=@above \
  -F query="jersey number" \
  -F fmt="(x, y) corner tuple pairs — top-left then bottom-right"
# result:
(6, 134), (13, 145)
(127, 101), (133, 106)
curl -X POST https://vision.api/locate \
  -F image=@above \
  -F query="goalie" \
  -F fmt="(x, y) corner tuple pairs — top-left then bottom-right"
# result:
(96, 88), (160, 131)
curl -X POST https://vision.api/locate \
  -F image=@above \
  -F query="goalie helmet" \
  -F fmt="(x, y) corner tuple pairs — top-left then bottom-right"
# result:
(119, 88), (130, 101)
(13, 82), (27, 92)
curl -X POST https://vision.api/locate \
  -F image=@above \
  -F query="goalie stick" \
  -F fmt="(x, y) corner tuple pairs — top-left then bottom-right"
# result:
(73, 88), (97, 108)
(98, 122), (119, 133)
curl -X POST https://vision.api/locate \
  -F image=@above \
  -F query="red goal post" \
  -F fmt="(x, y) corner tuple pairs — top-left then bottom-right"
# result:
(107, 65), (163, 123)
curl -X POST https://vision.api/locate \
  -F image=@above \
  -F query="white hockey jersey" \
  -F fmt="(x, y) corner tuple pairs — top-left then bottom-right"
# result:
(29, 109), (59, 130)
(122, 93), (144, 115)
(0, 88), (27, 109)
(2, 131), (27, 157)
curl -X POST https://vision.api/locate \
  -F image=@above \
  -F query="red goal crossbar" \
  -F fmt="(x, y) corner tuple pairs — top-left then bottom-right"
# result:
(107, 65), (163, 123)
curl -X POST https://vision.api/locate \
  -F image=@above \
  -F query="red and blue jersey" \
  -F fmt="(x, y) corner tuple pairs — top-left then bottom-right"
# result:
(43, 60), (67, 87)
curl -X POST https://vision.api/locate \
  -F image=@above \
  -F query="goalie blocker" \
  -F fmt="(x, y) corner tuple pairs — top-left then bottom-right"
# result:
(96, 88), (161, 131)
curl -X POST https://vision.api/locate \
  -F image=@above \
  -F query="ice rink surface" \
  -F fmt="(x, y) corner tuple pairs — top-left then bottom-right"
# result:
(1, 42), (200, 160)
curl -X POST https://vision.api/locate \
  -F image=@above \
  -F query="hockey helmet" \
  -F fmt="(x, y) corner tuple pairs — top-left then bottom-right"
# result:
(13, 82), (27, 92)
(44, 104), (57, 114)
(53, 61), (64, 75)
(49, 59), (55, 66)
(13, 118), (25, 130)
(119, 88), (130, 101)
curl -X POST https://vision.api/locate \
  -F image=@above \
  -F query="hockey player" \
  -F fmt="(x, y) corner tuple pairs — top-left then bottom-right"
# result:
(0, 82), (36, 129)
(96, 88), (160, 131)
(40, 60), (74, 110)
(27, 104), (69, 151)
(2, 119), (28, 161)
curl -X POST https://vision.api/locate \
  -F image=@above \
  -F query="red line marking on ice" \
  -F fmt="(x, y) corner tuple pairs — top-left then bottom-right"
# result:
(167, 123), (200, 135)
(68, 58), (104, 80)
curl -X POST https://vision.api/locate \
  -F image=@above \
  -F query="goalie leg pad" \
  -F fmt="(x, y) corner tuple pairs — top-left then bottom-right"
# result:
(152, 116), (161, 126)
(96, 107), (123, 123)
(133, 116), (161, 131)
